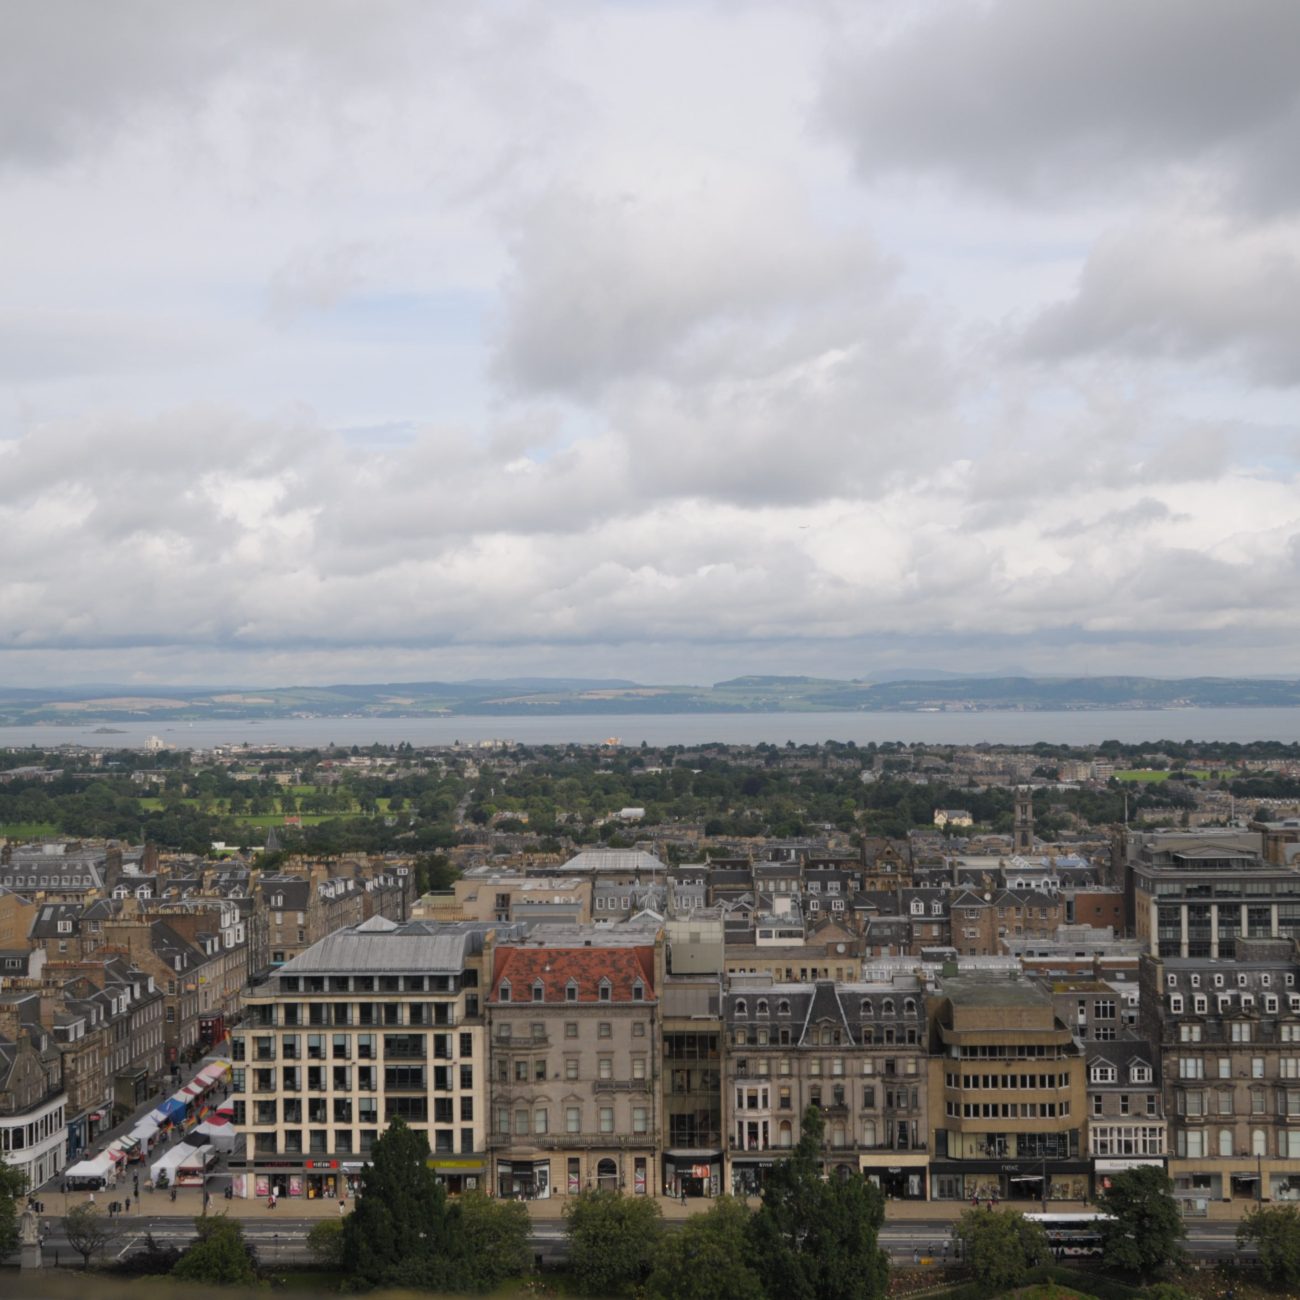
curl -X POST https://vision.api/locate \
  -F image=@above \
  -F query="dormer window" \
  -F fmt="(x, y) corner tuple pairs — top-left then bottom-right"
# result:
(565, 979), (578, 1003)
(1091, 1064), (1116, 1083)
(1130, 1065), (1152, 1083)
(499, 980), (511, 1003)
(632, 981), (645, 1002)
(860, 1000), (873, 1017)
(272, 894), (284, 908)
(598, 978), (612, 1003)
(735, 999), (747, 1016)
(903, 998), (917, 1017)
(532, 980), (545, 1002)
(778, 1000), (791, 1015)
(1214, 974), (1224, 987)
(910, 900), (923, 915)
(756, 999), (768, 1016)
(882, 999), (895, 1016)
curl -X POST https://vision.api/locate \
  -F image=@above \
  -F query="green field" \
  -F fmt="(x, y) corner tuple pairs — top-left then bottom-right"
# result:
(1114, 768), (1219, 783)
(0, 822), (58, 838)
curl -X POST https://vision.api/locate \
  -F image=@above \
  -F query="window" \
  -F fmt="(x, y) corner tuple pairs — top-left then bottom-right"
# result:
(633, 1107), (647, 1134)
(565, 1022), (578, 1039)
(566, 980), (578, 1002)
(598, 979), (612, 1003)
(532, 981), (545, 1002)
(598, 1022), (612, 1039)
(599, 1107), (614, 1133)
(566, 1106), (581, 1133)
(499, 981), (511, 1003)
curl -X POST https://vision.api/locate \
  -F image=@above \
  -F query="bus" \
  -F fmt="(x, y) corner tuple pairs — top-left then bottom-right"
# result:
(1023, 1212), (1114, 1258)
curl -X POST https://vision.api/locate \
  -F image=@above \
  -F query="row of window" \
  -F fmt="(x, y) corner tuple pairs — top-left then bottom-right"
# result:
(945, 1100), (1071, 1118)
(499, 1055), (649, 1083)
(1174, 1128), (1300, 1158)
(494, 1105), (649, 1136)
(734, 1085), (918, 1112)
(275, 974), (469, 994)
(496, 1021), (646, 1040)
(243, 1064), (472, 1092)
(732, 997), (919, 1018)
(1091, 1093), (1158, 1117)
(1175, 1088), (1300, 1116)
(735, 1056), (918, 1077)
(498, 979), (644, 1003)
(252, 1126), (474, 1156)
(1177, 1056), (1300, 1079)
(239, 1031), (475, 1062)
(1089, 1125), (1166, 1156)
(245, 1095), (473, 1125)
(947, 1071), (1074, 1089)
(0, 1106), (66, 1151)
(1169, 993), (1300, 1015)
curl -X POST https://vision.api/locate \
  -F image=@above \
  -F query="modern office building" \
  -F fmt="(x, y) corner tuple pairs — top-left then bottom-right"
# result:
(231, 916), (507, 1200)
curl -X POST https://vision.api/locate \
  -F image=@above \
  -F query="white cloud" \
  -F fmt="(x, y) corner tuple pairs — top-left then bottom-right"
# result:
(1, 2), (1298, 686)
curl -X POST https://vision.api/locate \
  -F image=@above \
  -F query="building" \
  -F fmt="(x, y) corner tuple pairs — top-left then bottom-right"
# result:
(1139, 938), (1300, 1211)
(0, 1005), (66, 1192)
(926, 974), (1088, 1203)
(1124, 829), (1300, 959)
(486, 931), (662, 1199)
(231, 916), (502, 1200)
(722, 972), (930, 1200)
(660, 974), (723, 1197)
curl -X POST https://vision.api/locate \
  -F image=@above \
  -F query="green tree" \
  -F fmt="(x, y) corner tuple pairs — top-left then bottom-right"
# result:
(306, 1217), (345, 1270)
(63, 1202), (116, 1269)
(564, 1189), (665, 1296)
(1099, 1164), (1185, 1277)
(0, 1162), (24, 1259)
(448, 1191), (531, 1292)
(646, 1196), (763, 1300)
(172, 1216), (257, 1285)
(1238, 1203), (1300, 1287)
(747, 1106), (889, 1300)
(954, 1209), (1049, 1291)
(341, 1116), (457, 1289)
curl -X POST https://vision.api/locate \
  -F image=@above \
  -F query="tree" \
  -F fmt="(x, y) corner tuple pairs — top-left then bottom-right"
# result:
(63, 1202), (116, 1270)
(306, 1218), (345, 1270)
(954, 1209), (1049, 1291)
(449, 1191), (531, 1292)
(341, 1116), (458, 1290)
(646, 1196), (763, 1300)
(1099, 1164), (1185, 1277)
(564, 1189), (665, 1296)
(0, 1161), (24, 1260)
(172, 1216), (258, 1285)
(1239, 1203), (1300, 1288)
(747, 1107), (889, 1300)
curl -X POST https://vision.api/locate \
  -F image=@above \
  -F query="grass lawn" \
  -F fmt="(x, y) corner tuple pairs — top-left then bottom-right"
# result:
(0, 821), (58, 838)
(1114, 769), (1221, 783)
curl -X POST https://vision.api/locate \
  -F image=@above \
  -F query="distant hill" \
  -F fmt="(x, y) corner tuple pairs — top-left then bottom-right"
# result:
(2, 674), (1300, 724)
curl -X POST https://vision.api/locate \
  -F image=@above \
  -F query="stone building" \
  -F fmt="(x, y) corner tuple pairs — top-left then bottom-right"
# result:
(722, 972), (929, 1199)
(485, 930), (663, 1199)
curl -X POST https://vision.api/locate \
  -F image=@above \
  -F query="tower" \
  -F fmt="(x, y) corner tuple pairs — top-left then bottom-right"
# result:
(1013, 788), (1034, 855)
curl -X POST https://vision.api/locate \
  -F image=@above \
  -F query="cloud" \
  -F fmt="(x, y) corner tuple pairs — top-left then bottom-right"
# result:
(822, 0), (1300, 213)
(1021, 217), (1300, 384)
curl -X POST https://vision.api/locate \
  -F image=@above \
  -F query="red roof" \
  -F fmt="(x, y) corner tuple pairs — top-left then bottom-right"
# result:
(491, 945), (655, 1004)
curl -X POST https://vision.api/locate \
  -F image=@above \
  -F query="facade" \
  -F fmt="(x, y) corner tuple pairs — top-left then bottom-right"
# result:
(0, 1009), (66, 1192)
(486, 933), (662, 1199)
(1083, 1039), (1166, 1190)
(722, 973), (929, 1199)
(1139, 939), (1300, 1211)
(232, 916), (499, 1200)
(927, 975), (1088, 1203)
(661, 975), (723, 1197)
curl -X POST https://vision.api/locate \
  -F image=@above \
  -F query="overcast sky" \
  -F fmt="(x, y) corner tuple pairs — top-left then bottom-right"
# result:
(3, 0), (1299, 689)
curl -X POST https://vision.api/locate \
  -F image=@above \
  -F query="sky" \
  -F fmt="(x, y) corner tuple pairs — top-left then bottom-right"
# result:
(2, 0), (1299, 689)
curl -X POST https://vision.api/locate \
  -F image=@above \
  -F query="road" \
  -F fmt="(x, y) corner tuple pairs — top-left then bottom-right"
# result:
(28, 1214), (1251, 1270)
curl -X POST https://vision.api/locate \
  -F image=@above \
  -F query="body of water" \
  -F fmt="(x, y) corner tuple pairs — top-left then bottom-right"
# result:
(3, 708), (1300, 750)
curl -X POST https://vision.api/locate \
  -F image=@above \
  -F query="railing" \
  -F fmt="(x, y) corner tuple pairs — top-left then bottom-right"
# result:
(591, 1079), (651, 1093)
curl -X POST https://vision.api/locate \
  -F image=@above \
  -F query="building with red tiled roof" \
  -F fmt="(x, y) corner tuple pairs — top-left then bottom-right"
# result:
(490, 945), (655, 1005)
(486, 935), (664, 1200)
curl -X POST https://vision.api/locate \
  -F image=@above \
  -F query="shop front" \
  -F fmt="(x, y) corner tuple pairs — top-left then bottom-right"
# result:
(429, 1156), (484, 1194)
(929, 1160), (1091, 1203)
(663, 1149), (721, 1198)
(1094, 1157), (1164, 1196)
(304, 1158), (341, 1199)
(497, 1158), (551, 1199)
(730, 1155), (775, 1197)
(862, 1156), (928, 1200)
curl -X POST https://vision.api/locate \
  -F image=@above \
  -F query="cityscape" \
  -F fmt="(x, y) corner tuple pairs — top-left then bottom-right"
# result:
(5, 1), (1300, 1297)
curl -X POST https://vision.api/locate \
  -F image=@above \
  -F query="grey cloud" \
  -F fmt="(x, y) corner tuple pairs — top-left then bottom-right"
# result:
(1021, 220), (1300, 384)
(822, 1), (1300, 211)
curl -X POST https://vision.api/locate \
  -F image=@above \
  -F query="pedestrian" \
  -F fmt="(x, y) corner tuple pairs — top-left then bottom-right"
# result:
(267, 1194), (274, 1210)
(125, 1196), (131, 1214)
(89, 1191), (95, 1207)
(338, 1199), (345, 1218)
(913, 1249), (920, 1267)
(680, 1187), (687, 1206)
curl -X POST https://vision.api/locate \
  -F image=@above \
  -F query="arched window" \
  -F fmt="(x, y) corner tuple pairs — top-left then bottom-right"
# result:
(735, 999), (747, 1016)
(862, 1119), (876, 1147)
(499, 980), (511, 1003)
(1253, 1129), (1268, 1157)
(860, 1000), (873, 1018)
(778, 1120), (793, 1148)
(903, 998), (917, 1017)
(882, 999), (895, 1016)
(1219, 1129), (1233, 1157)
(597, 1158), (618, 1190)
(757, 1000), (769, 1016)
(778, 1000), (791, 1015)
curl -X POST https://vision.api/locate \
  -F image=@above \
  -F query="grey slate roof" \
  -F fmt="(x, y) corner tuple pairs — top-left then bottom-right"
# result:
(278, 919), (501, 975)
